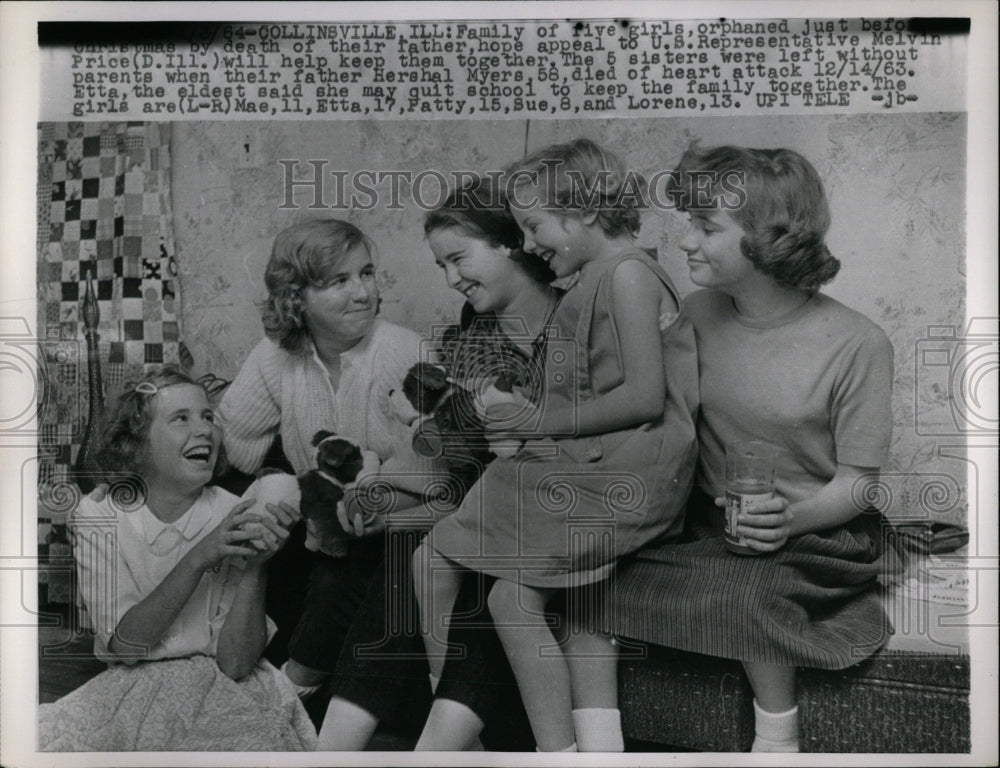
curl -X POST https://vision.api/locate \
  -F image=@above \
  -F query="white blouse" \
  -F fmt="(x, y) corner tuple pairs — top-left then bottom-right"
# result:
(72, 486), (274, 663)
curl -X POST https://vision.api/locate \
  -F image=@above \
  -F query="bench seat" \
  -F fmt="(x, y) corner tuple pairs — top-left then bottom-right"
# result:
(616, 569), (970, 753)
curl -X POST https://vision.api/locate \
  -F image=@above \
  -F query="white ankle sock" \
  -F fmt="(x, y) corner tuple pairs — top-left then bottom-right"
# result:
(280, 661), (322, 700)
(572, 708), (625, 752)
(751, 699), (799, 752)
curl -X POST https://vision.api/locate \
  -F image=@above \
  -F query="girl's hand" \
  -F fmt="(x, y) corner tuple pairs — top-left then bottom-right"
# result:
(263, 500), (301, 529)
(187, 500), (261, 571)
(337, 489), (385, 538)
(483, 405), (527, 459)
(715, 495), (793, 552)
(484, 400), (545, 444)
(241, 510), (294, 565)
(242, 501), (298, 555)
(483, 401), (528, 432)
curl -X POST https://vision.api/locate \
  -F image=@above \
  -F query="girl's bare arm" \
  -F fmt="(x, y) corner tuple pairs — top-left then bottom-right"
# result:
(536, 258), (670, 437)
(724, 464), (882, 553)
(108, 503), (259, 662)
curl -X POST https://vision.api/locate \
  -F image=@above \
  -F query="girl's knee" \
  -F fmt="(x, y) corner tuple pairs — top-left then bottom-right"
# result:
(412, 539), (427, 571)
(414, 544), (461, 605)
(283, 658), (329, 688)
(487, 580), (527, 625)
(486, 580), (512, 623)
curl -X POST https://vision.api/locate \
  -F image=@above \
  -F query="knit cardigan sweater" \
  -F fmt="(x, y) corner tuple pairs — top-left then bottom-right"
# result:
(218, 319), (438, 494)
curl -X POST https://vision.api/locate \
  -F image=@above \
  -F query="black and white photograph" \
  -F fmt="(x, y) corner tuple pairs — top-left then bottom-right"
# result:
(1, 2), (996, 766)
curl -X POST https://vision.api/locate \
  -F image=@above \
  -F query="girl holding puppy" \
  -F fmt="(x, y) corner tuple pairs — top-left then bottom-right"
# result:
(219, 219), (437, 701)
(39, 367), (315, 751)
(413, 139), (700, 752)
(317, 176), (558, 751)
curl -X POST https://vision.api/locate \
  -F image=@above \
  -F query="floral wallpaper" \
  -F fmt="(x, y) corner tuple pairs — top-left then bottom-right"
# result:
(170, 114), (968, 524)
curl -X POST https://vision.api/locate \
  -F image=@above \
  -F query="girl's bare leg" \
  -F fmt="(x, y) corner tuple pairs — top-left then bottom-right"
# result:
(743, 662), (799, 752)
(563, 587), (622, 751)
(488, 580), (575, 751)
(563, 591), (617, 709)
(316, 696), (379, 750)
(412, 540), (463, 680)
(414, 698), (486, 751)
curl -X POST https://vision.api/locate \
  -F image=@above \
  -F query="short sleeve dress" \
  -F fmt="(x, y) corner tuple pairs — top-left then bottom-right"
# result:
(614, 289), (904, 669)
(38, 487), (317, 751)
(428, 249), (700, 588)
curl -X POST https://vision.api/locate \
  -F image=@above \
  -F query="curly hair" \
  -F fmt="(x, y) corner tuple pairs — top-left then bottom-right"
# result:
(94, 366), (228, 482)
(667, 144), (841, 291)
(260, 219), (377, 354)
(424, 175), (556, 285)
(505, 138), (646, 238)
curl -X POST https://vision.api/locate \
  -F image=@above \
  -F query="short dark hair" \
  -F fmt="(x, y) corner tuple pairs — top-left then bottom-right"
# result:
(260, 219), (376, 353)
(668, 144), (841, 291)
(424, 175), (555, 285)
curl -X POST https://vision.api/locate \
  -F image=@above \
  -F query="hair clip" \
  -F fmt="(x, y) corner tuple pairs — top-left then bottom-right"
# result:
(134, 381), (159, 395)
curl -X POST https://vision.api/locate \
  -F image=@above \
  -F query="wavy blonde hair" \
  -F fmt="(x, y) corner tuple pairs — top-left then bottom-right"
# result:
(260, 219), (377, 353)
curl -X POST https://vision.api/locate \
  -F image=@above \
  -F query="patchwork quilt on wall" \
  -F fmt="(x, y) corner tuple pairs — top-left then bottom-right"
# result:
(36, 122), (188, 601)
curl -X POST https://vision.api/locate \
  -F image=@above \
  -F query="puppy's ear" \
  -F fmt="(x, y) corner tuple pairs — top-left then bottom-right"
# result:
(312, 429), (335, 447)
(494, 371), (517, 393)
(405, 362), (446, 390)
(422, 363), (449, 392)
(402, 366), (428, 411)
(344, 442), (364, 467)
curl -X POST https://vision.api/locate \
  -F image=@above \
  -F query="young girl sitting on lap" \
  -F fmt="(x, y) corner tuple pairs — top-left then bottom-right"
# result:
(413, 139), (699, 752)
(39, 367), (316, 751)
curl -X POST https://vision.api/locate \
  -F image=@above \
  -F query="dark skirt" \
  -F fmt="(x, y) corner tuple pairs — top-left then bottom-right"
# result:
(613, 489), (904, 669)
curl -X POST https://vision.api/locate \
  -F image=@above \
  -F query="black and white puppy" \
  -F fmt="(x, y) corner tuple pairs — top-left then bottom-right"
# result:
(297, 430), (380, 555)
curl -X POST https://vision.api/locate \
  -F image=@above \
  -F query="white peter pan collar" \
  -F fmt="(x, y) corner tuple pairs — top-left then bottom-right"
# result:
(133, 490), (215, 555)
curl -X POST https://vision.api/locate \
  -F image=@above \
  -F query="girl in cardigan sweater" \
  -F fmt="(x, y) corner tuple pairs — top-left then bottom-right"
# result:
(218, 219), (439, 699)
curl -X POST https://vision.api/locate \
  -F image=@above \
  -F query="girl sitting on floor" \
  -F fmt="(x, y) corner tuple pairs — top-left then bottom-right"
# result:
(39, 367), (316, 751)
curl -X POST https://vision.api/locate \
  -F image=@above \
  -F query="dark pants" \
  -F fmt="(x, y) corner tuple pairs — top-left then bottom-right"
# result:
(438, 574), (536, 751)
(286, 538), (386, 673)
(331, 524), (534, 749)
(262, 521), (386, 726)
(331, 526), (434, 736)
